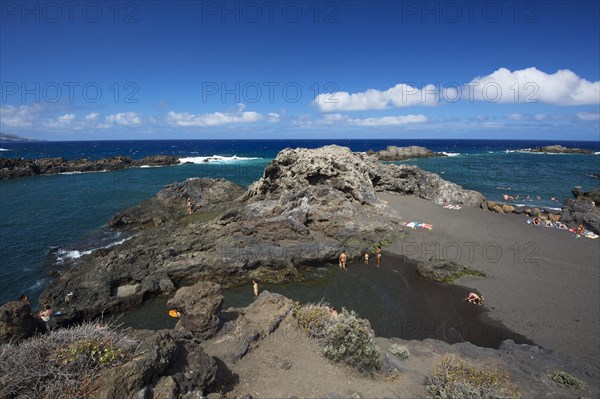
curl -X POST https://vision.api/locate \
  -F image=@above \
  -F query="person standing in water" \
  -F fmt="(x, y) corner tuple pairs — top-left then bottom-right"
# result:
(364, 252), (369, 265)
(339, 250), (347, 269)
(376, 247), (382, 267)
(253, 280), (259, 297)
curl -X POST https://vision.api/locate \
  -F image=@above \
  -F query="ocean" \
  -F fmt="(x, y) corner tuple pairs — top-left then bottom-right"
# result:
(1, 139), (599, 307)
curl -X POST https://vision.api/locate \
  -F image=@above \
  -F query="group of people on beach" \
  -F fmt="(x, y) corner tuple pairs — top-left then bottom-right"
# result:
(502, 193), (559, 203)
(338, 247), (382, 269)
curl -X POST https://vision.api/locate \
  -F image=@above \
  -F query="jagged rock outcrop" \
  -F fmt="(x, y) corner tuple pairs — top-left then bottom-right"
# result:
(367, 145), (447, 161)
(0, 155), (180, 180)
(110, 178), (245, 228)
(0, 301), (42, 344)
(39, 146), (484, 325)
(560, 187), (600, 234)
(95, 329), (217, 399)
(528, 145), (592, 154)
(202, 291), (295, 365)
(167, 282), (224, 339)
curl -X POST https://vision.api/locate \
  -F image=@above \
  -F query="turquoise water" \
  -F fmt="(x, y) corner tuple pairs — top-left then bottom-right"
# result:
(0, 139), (598, 306)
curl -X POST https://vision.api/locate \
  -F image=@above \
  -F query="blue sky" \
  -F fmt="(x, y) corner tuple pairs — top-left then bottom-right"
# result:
(1, 0), (599, 140)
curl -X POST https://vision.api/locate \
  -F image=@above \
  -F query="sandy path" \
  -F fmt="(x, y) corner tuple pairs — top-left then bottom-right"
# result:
(380, 192), (600, 367)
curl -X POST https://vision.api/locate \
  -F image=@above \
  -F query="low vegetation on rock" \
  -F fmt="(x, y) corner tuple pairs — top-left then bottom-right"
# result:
(425, 354), (521, 399)
(388, 343), (410, 360)
(294, 302), (381, 375)
(0, 321), (138, 399)
(549, 370), (587, 389)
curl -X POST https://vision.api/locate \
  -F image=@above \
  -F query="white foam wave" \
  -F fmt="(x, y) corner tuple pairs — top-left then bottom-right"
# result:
(56, 237), (132, 263)
(595, 152), (600, 155)
(505, 148), (531, 153)
(179, 155), (261, 164)
(60, 169), (108, 175)
(0, 148), (10, 151)
(442, 152), (461, 157)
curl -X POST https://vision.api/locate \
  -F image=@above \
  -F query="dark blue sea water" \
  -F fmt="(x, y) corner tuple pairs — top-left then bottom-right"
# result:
(1, 139), (599, 307)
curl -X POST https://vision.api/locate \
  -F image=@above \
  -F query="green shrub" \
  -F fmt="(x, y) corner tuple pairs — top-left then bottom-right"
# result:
(321, 309), (381, 374)
(389, 343), (410, 360)
(426, 354), (521, 399)
(549, 370), (587, 389)
(293, 301), (333, 339)
(0, 321), (138, 399)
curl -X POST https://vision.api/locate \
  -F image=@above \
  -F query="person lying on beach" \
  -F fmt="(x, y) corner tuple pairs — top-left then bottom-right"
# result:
(576, 224), (586, 235)
(339, 251), (347, 269)
(533, 217), (541, 226)
(364, 253), (369, 264)
(465, 292), (484, 305)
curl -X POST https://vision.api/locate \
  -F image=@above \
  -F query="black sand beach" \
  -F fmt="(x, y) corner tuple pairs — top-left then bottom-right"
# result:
(381, 192), (600, 367)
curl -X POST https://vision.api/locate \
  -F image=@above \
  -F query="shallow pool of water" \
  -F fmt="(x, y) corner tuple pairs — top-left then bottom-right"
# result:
(120, 253), (534, 349)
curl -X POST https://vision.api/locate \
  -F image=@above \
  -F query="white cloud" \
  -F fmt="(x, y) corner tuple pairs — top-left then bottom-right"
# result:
(314, 67), (600, 112)
(104, 112), (142, 126)
(0, 105), (37, 127)
(468, 67), (600, 105)
(166, 105), (264, 126)
(506, 113), (526, 121)
(267, 112), (280, 122)
(314, 84), (440, 112)
(348, 114), (427, 126)
(317, 113), (427, 126)
(84, 112), (99, 122)
(43, 113), (76, 128)
(577, 112), (600, 121)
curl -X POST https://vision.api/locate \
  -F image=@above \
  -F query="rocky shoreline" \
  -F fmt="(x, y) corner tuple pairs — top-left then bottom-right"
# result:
(484, 187), (600, 234)
(0, 155), (180, 180)
(367, 145), (447, 161)
(37, 145), (484, 327)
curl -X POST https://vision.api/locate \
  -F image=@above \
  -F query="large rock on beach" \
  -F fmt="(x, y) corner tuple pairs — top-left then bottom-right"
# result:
(167, 281), (223, 339)
(561, 187), (600, 234)
(39, 146), (485, 325)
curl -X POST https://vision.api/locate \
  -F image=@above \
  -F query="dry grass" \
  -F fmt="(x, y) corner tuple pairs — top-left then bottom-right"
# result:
(425, 353), (521, 399)
(0, 321), (138, 399)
